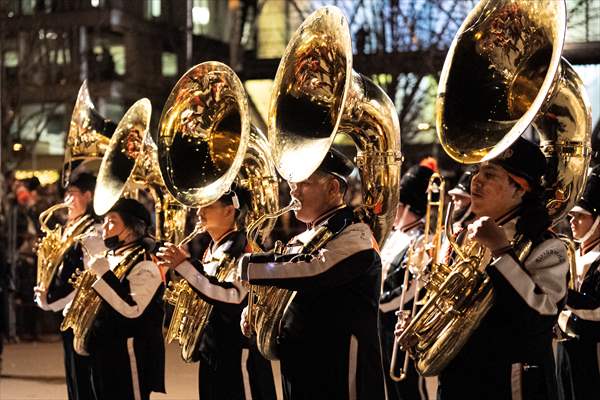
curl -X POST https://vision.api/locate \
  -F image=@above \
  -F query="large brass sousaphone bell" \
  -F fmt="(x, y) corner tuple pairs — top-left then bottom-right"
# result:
(62, 80), (116, 187)
(247, 6), (402, 360)
(399, 0), (591, 377)
(158, 61), (279, 362)
(269, 6), (402, 242)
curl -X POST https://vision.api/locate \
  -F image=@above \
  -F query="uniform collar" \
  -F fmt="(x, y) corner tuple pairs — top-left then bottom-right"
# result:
(308, 204), (346, 230)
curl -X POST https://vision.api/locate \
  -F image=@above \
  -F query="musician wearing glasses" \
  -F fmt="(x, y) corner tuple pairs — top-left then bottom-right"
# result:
(239, 149), (386, 400)
(556, 165), (600, 400)
(379, 163), (433, 400)
(397, 138), (568, 399)
(157, 184), (277, 400)
(86, 198), (165, 400)
(34, 172), (104, 400)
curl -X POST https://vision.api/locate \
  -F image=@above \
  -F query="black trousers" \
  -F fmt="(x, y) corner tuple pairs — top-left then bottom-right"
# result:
(559, 339), (600, 400)
(198, 346), (277, 400)
(90, 338), (150, 400)
(380, 310), (428, 400)
(62, 330), (93, 400)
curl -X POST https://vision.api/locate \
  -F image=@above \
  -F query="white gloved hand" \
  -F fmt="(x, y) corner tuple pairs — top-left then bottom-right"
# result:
(90, 258), (110, 277)
(34, 286), (50, 311)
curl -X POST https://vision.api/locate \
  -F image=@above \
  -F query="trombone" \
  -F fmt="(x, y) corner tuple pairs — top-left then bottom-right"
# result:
(389, 173), (445, 381)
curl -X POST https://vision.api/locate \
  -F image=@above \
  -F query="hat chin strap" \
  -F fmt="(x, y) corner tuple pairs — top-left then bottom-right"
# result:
(577, 215), (600, 244)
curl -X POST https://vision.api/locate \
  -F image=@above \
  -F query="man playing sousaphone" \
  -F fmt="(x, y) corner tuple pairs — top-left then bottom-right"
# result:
(396, 138), (569, 399)
(34, 172), (104, 400)
(239, 149), (386, 399)
(85, 198), (165, 400)
(157, 183), (277, 400)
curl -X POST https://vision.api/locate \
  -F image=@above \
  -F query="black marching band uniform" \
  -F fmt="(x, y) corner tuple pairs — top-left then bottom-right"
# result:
(173, 191), (278, 399)
(557, 166), (600, 400)
(87, 199), (165, 400)
(240, 151), (386, 400)
(35, 172), (102, 400)
(437, 138), (569, 400)
(379, 164), (433, 400)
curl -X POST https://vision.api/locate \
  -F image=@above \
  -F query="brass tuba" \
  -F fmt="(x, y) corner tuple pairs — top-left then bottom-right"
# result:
(62, 80), (116, 187)
(37, 80), (112, 291)
(246, 6), (402, 360)
(157, 62), (279, 362)
(397, 0), (592, 376)
(61, 99), (165, 355)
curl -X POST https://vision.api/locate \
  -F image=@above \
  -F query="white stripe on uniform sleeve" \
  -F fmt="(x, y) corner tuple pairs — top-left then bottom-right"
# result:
(248, 223), (375, 281)
(175, 260), (247, 304)
(92, 260), (162, 318)
(491, 238), (568, 315)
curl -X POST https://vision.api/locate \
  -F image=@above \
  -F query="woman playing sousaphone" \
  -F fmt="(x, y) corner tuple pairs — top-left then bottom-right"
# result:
(157, 183), (278, 400)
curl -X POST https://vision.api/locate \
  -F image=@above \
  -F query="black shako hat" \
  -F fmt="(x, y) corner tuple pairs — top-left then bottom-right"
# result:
(221, 182), (253, 211)
(107, 198), (151, 228)
(68, 172), (96, 193)
(400, 164), (434, 217)
(449, 168), (476, 198)
(574, 166), (600, 216)
(492, 137), (546, 190)
(316, 148), (355, 182)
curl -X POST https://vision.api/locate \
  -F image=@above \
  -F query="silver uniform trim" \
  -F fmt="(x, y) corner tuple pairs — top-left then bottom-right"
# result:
(175, 260), (247, 304)
(491, 238), (568, 315)
(348, 335), (358, 400)
(92, 260), (162, 318)
(270, 360), (283, 400)
(241, 348), (252, 400)
(511, 363), (523, 400)
(127, 337), (142, 400)
(248, 223), (375, 281)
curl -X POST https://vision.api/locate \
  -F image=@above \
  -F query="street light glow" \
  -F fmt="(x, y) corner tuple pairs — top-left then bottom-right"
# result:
(417, 123), (431, 131)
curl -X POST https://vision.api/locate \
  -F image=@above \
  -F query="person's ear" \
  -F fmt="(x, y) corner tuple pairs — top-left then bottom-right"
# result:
(83, 191), (92, 203)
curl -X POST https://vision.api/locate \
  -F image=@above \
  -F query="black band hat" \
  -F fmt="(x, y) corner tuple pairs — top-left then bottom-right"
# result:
(107, 198), (151, 229)
(399, 164), (434, 218)
(449, 168), (476, 198)
(572, 165), (600, 216)
(68, 172), (96, 193)
(492, 137), (546, 192)
(316, 148), (355, 183)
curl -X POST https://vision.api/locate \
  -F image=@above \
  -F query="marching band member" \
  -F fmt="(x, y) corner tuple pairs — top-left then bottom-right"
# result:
(379, 164), (433, 400)
(34, 172), (103, 400)
(398, 138), (568, 400)
(239, 149), (386, 400)
(87, 198), (165, 400)
(448, 168), (476, 230)
(157, 184), (277, 400)
(557, 165), (600, 399)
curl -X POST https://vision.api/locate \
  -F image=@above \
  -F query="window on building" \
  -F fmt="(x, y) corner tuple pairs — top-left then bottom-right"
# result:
(93, 44), (125, 77)
(192, 0), (210, 35)
(162, 52), (178, 77)
(3, 50), (19, 67)
(144, 0), (161, 19)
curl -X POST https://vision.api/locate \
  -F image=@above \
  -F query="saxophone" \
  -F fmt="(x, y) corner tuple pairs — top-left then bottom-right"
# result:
(60, 245), (145, 356)
(164, 255), (237, 362)
(37, 205), (96, 292)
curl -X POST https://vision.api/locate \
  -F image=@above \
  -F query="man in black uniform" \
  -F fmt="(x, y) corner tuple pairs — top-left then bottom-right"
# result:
(399, 138), (569, 400)
(34, 172), (102, 400)
(379, 164), (433, 400)
(239, 149), (386, 400)
(87, 198), (165, 400)
(158, 184), (278, 400)
(557, 165), (600, 399)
